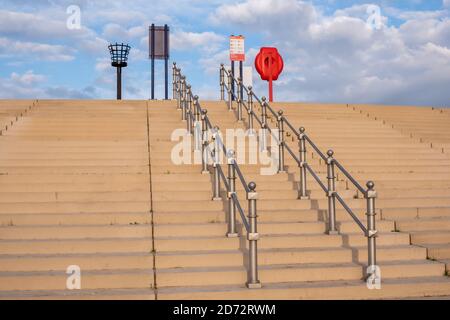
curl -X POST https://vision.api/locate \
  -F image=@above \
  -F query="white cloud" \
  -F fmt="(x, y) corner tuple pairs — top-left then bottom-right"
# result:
(171, 31), (224, 53)
(10, 70), (46, 86)
(208, 0), (450, 106)
(0, 37), (75, 61)
(0, 70), (93, 99)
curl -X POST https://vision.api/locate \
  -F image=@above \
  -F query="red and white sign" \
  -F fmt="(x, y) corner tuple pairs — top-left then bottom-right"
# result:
(230, 35), (245, 62)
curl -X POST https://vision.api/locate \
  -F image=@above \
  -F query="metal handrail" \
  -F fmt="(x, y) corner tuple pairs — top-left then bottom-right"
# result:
(174, 63), (261, 289)
(333, 159), (366, 195)
(219, 63), (379, 281)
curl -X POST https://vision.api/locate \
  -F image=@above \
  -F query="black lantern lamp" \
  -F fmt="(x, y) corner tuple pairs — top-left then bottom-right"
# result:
(108, 43), (131, 100)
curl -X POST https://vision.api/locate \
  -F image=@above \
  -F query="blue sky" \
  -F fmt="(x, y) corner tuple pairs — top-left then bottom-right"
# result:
(0, 0), (449, 106)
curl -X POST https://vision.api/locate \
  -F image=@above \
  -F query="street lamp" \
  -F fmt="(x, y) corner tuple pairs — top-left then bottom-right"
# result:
(108, 43), (131, 100)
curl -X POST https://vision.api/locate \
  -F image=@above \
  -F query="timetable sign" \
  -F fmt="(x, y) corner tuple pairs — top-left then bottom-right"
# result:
(230, 35), (245, 62)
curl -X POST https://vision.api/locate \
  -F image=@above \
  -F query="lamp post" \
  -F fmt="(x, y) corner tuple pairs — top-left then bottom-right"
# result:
(108, 43), (131, 100)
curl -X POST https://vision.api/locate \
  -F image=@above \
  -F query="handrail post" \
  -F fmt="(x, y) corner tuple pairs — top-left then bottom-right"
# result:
(220, 64), (225, 101)
(261, 97), (268, 153)
(326, 150), (338, 235)
(227, 150), (238, 238)
(248, 86), (254, 135)
(182, 84), (190, 121)
(178, 76), (185, 111)
(298, 127), (309, 199)
(237, 78), (243, 122)
(193, 95), (201, 154)
(201, 110), (209, 174)
(194, 95), (201, 123)
(176, 70), (181, 109)
(212, 127), (221, 201)
(187, 85), (192, 117)
(186, 99), (192, 136)
(246, 182), (261, 289)
(227, 69), (233, 111)
(172, 62), (177, 100)
(365, 181), (378, 279)
(277, 110), (286, 173)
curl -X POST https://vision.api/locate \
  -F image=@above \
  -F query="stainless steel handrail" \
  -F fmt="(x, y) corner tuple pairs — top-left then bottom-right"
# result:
(175, 63), (261, 289)
(220, 63), (379, 281)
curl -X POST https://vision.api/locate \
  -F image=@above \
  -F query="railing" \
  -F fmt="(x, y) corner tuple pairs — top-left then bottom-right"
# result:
(172, 62), (262, 289)
(220, 64), (378, 280)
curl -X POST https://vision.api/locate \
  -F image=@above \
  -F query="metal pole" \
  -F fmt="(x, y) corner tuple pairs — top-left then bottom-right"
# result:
(366, 181), (378, 276)
(277, 110), (285, 173)
(212, 128), (221, 201)
(239, 61), (244, 101)
(151, 24), (155, 100)
(186, 108), (192, 136)
(298, 127), (309, 199)
(172, 62), (177, 99)
(201, 110), (209, 174)
(227, 150), (238, 238)
(231, 61), (235, 101)
(220, 64), (225, 101)
(237, 78), (243, 122)
(248, 86), (254, 134)
(182, 84), (189, 121)
(116, 67), (122, 100)
(187, 86), (192, 118)
(177, 73), (182, 110)
(164, 24), (169, 100)
(193, 95), (201, 153)
(246, 182), (261, 289)
(326, 150), (338, 234)
(261, 97), (268, 152)
(194, 95), (201, 123)
(179, 76), (185, 111)
(228, 69), (233, 111)
(176, 69), (181, 107)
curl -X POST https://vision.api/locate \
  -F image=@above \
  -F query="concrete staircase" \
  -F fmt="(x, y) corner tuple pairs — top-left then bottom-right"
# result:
(339, 103), (450, 277)
(0, 100), (155, 299)
(0, 99), (450, 299)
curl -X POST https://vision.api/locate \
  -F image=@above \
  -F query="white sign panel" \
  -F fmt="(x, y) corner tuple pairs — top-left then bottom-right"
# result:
(230, 35), (245, 62)
(243, 66), (253, 88)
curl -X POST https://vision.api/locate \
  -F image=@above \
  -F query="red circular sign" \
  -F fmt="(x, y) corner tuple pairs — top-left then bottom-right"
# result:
(255, 47), (284, 81)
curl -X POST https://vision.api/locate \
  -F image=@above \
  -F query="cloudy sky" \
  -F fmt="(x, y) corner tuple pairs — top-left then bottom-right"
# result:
(0, 0), (449, 106)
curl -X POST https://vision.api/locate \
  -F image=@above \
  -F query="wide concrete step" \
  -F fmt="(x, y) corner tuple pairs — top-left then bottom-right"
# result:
(157, 260), (444, 288)
(157, 276), (450, 300)
(397, 218), (450, 232)
(0, 202), (150, 214)
(0, 166), (148, 174)
(0, 183), (149, 193)
(154, 220), (394, 238)
(0, 174), (150, 184)
(0, 191), (150, 203)
(382, 207), (450, 220)
(0, 225), (153, 240)
(411, 231), (450, 245)
(156, 245), (428, 269)
(0, 269), (154, 291)
(0, 238), (153, 254)
(0, 212), (151, 226)
(154, 232), (410, 252)
(0, 288), (156, 300)
(0, 252), (153, 272)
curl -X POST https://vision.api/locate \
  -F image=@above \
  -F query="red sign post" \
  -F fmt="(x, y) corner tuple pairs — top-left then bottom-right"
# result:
(229, 35), (245, 101)
(255, 47), (284, 102)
